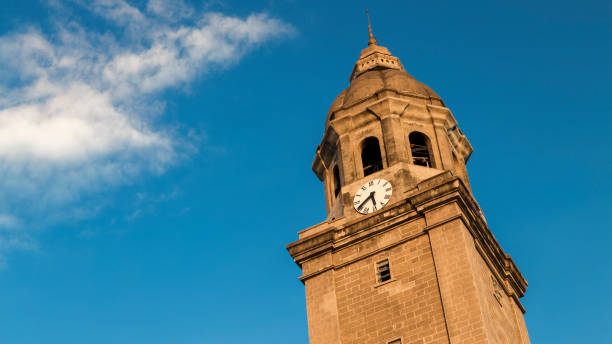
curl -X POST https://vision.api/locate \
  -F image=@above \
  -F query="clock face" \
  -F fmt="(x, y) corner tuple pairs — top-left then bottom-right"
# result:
(353, 179), (393, 215)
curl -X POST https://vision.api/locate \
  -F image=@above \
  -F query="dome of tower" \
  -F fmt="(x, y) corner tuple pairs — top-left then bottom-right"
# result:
(326, 34), (444, 126)
(339, 69), (443, 108)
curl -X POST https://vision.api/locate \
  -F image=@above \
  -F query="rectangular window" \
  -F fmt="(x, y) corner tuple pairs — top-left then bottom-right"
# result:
(376, 259), (391, 283)
(388, 339), (402, 344)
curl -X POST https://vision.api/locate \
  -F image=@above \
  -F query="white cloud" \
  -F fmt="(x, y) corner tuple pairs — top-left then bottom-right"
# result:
(0, 82), (167, 162)
(85, 0), (146, 27)
(146, 0), (194, 21)
(0, 0), (293, 264)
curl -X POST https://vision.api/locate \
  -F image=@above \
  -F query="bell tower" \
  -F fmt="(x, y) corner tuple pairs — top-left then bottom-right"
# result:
(287, 19), (530, 344)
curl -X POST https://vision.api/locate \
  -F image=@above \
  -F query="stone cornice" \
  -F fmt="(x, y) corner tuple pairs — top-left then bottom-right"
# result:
(286, 172), (528, 309)
(329, 90), (441, 126)
(410, 174), (528, 311)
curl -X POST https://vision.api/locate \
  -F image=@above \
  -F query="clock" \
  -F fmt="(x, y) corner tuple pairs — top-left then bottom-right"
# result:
(353, 179), (393, 215)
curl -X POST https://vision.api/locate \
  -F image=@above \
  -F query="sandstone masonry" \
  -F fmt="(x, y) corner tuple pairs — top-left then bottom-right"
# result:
(287, 25), (529, 344)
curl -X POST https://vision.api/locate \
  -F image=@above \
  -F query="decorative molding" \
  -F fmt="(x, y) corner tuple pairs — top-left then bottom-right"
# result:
(287, 173), (528, 306)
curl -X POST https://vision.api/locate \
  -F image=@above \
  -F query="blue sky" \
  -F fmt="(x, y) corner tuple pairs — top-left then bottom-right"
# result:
(0, 0), (610, 343)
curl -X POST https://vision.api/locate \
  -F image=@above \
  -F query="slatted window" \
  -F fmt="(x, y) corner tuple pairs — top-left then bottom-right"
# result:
(376, 259), (391, 283)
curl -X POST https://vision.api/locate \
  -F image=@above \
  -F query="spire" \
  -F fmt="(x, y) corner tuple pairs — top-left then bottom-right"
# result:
(366, 10), (377, 46)
(349, 15), (404, 82)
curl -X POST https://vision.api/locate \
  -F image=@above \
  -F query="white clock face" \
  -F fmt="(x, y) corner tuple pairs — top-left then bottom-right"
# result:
(353, 179), (393, 215)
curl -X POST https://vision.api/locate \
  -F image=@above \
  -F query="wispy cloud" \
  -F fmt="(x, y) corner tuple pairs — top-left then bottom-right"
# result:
(0, 0), (293, 264)
(146, 0), (194, 21)
(0, 214), (35, 269)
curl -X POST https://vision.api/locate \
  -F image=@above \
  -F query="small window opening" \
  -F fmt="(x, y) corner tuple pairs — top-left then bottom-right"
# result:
(409, 132), (433, 167)
(361, 137), (383, 176)
(333, 165), (341, 198)
(376, 259), (391, 283)
(388, 339), (402, 344)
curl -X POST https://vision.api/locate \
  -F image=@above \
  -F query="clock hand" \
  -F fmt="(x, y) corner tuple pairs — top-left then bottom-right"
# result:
(357, 192), (375, 211)
(370, 191), (377, 211)
(357, 197), (370, 211)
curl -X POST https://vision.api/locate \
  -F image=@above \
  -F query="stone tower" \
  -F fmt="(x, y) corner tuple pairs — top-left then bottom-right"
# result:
(286, 23), (530, 344)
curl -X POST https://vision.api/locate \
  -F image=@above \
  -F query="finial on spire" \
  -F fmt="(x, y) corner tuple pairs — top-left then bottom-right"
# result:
(366, 9), (377, 46)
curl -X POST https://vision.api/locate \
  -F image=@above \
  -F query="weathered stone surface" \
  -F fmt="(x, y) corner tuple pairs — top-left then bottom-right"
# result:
(288, 30), (529, 344)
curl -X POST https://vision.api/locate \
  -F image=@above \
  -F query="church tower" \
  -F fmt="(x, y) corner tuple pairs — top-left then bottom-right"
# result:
(287, 20), (530, 344)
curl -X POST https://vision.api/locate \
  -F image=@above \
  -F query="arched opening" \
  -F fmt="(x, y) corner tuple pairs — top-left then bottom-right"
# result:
(361, 137), (383, 176)
(409, 132), (433, 167)
(333, 165), (341, 198)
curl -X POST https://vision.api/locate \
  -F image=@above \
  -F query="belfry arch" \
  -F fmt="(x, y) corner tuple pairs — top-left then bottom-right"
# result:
(361, 136), (383, 176)
(408, 131), (434, 168)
